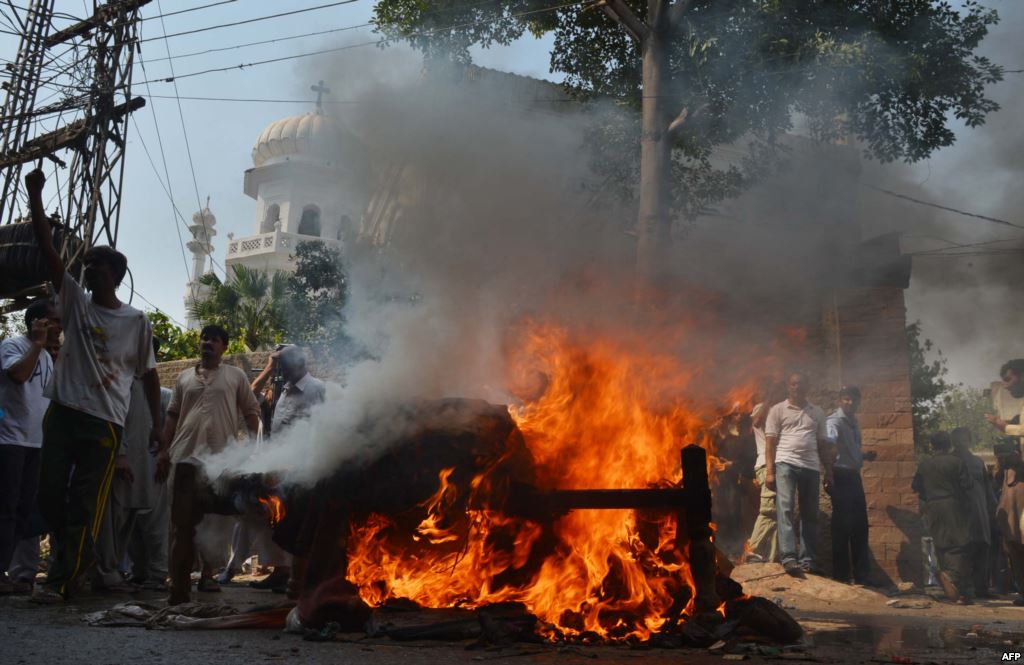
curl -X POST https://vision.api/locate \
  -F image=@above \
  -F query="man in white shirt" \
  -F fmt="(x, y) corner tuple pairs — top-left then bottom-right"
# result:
(93, 336), (175, 593)
(764, 372), (833, 577)
(0, 299), (58, 594)
(25, 169), (164, 603)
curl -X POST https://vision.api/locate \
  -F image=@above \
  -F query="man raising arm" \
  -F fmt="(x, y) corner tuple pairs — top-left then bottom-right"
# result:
(27, 170), (165, 443)
(25, 169), (164, 603)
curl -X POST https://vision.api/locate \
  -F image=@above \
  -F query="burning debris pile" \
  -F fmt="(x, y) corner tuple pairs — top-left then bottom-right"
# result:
(185, 321), (804, 647)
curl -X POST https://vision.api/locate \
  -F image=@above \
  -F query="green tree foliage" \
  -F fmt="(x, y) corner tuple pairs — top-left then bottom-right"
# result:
(285, 242), (349, 357)
(372, 0), (1002, 217)
(935, 385), (998, 450)
(906, 321), (953, 450)
(188, 265), (288, 352)
(147, 310), (200, 361)
(0, 308), (18, 341)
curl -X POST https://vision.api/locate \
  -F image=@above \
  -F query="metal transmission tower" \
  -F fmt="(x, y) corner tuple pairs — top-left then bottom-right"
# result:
(0, 0), (149, 304)
(47, 0), (150, 253)
(0, 0), (56, 225)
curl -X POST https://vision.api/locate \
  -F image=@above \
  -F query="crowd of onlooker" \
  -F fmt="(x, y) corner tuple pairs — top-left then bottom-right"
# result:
(0, 169), (325, 604)
(4, 168), (1024, 609)
(711, 360), (1024, 606)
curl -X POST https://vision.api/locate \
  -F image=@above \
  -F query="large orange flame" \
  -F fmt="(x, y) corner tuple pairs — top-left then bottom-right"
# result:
(344, 319), (796, 641)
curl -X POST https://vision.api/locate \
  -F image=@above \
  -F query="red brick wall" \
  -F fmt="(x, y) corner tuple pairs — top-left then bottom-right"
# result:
(827, 287), (920, 583)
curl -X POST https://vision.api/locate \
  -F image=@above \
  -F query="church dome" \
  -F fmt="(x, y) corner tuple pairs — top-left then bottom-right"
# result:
(251, 111), (351, 167)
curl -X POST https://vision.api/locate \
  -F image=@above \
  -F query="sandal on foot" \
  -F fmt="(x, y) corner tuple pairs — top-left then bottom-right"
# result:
(196, 577), (221, 593)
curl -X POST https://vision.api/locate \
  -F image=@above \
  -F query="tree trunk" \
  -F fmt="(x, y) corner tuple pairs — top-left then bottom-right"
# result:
(634, 1), (672, 298)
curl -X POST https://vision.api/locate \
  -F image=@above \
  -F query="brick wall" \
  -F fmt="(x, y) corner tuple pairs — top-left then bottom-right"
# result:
(156, 350), (341, 388)
(156, 351), (271, 387)
(826, 287), (920, 583)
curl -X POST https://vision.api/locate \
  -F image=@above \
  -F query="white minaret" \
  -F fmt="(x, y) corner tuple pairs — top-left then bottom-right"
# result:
(183, 201), (217, 330)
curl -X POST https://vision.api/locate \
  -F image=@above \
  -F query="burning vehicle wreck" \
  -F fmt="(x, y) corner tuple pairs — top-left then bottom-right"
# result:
(171, 397), (802, 646)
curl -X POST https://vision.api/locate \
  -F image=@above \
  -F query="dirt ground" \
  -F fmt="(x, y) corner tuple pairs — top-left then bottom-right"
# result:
(2, 564), (1023, 665)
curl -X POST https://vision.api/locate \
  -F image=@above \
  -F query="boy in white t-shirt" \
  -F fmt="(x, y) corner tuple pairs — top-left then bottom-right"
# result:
(25, 169), (165, 603)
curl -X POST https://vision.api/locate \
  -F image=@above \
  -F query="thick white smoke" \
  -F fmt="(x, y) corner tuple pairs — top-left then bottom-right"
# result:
(201, 43), (635, 483)
(201, 12), (1017, 483)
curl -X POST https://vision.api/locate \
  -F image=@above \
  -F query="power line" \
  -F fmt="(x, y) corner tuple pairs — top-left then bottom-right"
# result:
(131, 0), (513, 66)
(134, 20), (373, 65)
(904, 237), (1022, 257)
(908, 249), (1024, 258)
(142, 92), (575, 106)
(153, 0), (224, 279)
(137, 0), (590, 86)
(129, 120), (198, 313)
(138, 0), (361, 44)
(147, 93), (333, 103)
(861, 182), (1024, 232)
(134, 48), (201, 305)
(130, 285), (188, 328)
(129, 113), (205, 285)
(142, 0), (237, 22)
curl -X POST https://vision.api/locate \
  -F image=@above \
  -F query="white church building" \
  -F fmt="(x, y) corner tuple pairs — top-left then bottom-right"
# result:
(180, 71), (575, 329)
(183, 88), (368, 329)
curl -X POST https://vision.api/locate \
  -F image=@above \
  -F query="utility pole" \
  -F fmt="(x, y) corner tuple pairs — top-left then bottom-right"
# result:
(0, 0), (150, 306)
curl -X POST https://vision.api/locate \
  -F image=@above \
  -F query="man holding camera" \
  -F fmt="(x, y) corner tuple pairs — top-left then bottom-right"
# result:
(253, 345), (327, 437)
(246, 345), (326, 594)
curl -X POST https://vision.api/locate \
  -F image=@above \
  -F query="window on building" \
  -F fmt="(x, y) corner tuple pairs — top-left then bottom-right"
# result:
(298, 205), (321, 236)
(338, 214), (353, 242)
(260, 203), (280, 233)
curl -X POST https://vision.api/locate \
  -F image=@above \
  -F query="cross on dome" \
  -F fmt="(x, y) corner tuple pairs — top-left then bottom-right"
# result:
(311, 79), (330, 113)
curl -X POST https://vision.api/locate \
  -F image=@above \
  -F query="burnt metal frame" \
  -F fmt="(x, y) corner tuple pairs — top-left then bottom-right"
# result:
(507, 443), (720, 612)
(170, 443), (722, 612)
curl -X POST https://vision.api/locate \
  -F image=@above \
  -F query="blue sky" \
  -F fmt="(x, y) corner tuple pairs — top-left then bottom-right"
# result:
(2, 1), (1023, 387)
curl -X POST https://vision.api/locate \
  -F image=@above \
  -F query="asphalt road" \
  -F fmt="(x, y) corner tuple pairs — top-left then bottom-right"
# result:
(1, 584), (1021, 665)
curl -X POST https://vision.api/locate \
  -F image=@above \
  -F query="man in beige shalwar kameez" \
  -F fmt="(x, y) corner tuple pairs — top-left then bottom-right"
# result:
(157, 325), (259, 604)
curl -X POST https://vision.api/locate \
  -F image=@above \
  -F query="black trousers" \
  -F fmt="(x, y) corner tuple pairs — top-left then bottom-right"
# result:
(830, 467), (871, 584)
(969, 541), (990, 596)
(0, 445), (41, 574)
